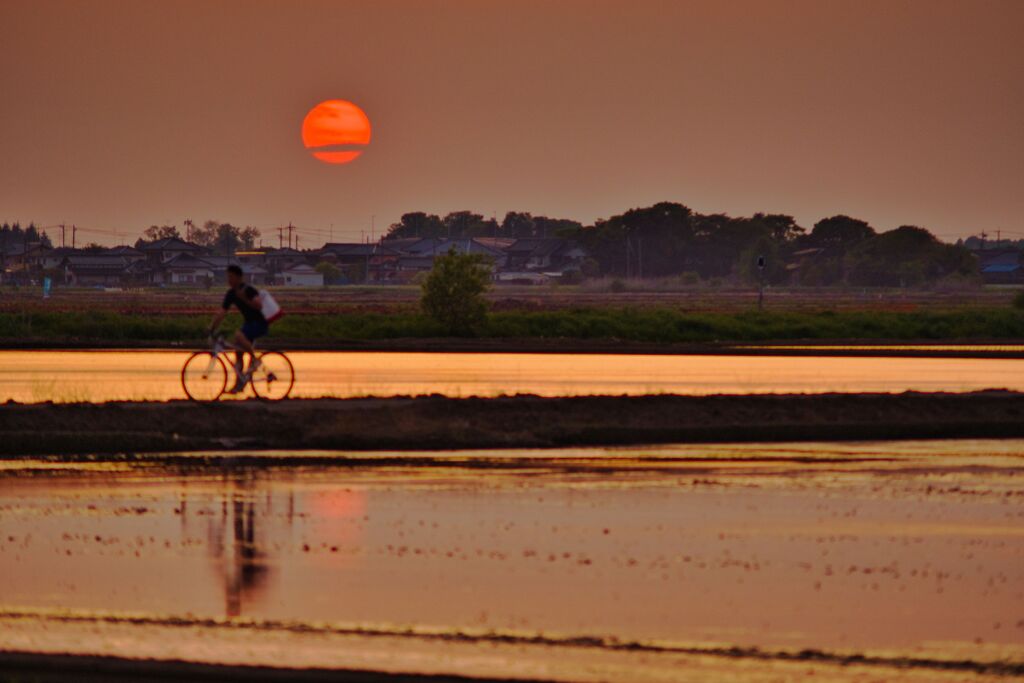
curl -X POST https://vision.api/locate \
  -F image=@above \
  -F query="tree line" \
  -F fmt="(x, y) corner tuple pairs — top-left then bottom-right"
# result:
(0, 223), (53, 250)
(385, 204), (978, 287)
(136, 220), (260, 255)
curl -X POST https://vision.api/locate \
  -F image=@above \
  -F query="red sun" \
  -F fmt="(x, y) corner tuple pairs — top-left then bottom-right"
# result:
(301, 100), (371, 164)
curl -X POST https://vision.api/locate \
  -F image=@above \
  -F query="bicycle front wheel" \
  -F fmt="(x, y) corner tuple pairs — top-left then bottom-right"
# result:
(251, 352), (295, 401)
(182, 352), (228, 402)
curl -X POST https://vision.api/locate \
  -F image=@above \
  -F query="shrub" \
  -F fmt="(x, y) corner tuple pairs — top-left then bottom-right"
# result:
(1013, 290), (1024, 310)
(609, 278), (627, 293)
(314, 261), (343, 285)
(420, 248), (491, 335)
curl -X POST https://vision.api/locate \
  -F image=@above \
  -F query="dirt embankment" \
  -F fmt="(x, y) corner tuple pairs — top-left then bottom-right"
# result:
(4, 392), (1024, 456)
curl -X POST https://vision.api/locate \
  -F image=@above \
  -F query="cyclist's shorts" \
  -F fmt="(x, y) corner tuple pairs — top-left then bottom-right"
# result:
(241, 319), (269, 342)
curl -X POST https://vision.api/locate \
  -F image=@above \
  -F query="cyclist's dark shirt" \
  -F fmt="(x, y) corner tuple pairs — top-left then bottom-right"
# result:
(222, 285), (266, 323)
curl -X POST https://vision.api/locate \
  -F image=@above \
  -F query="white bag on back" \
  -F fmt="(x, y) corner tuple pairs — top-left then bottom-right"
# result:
(260, 289), (284, 323)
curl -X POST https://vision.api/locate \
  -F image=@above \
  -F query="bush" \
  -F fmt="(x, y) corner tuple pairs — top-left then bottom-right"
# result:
(609, 278), (627, 293)
(420, 248), (491, 335)
(314, 261), (343, 285)
(1013, 290), (1024, 310)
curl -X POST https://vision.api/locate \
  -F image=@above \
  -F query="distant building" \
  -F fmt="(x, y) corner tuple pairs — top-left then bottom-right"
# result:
(137, 237), (202, 265)
(504, 238), (584, 273)
(975, 248), (1024, 284)
(263, 247), (306, 273)
(280, 263), (324, 287)
(40, 247), (82, 271)
(61, 255), (131, 286)
(162, 254), (216, 286)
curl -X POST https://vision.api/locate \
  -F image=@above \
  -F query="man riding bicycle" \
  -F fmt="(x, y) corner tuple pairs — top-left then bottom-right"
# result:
(207, 265), (267, 394)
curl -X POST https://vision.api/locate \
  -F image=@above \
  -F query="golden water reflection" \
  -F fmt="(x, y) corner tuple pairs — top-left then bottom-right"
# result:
(1, 441), (1022, 660)
(1, 350), (1022, 402)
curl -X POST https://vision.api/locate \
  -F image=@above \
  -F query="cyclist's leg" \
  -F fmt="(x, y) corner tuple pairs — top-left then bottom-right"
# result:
(233, 330), (255, 366)
(236, 322), (268, 374)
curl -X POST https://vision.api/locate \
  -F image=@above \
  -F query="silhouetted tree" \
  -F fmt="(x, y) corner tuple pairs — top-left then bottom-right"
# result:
(845, 226), (976, 287)
(421, 248), (491, 335)
(809, 215), (875, 248)
(189, 221), (260, 255)
(385, 212), (445, 240)
(143, 225), (181, 241)
(442, 211), (496, 238)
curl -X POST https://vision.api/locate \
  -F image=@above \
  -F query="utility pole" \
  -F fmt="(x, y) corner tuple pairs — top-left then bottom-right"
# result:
(277, 227), (284, 249)
(72, 225), (77, 249)
(371, 215), (375, 243)
(287, 223), (295, 250)
(59, 223), (66, 248)
(295, 235), (300, 251)
(330, 223), (334, 242)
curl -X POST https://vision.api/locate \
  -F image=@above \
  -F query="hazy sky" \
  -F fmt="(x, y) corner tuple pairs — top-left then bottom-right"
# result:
(2, 0), (1022, 246)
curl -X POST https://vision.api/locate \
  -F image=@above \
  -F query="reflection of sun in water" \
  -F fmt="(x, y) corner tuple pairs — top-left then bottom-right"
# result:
(301, 100), (371, 164)
(311, 489), (367, 518)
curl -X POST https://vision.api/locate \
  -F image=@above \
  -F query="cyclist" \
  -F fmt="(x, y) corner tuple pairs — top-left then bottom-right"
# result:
(207, 265), (267, 393)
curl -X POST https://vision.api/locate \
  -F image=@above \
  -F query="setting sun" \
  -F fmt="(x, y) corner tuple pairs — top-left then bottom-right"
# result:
(301, 99), (371, 164)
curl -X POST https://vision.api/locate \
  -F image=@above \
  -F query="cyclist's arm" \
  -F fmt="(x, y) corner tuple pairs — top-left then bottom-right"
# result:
(240, 287), (262, 311)
(208, 308), (227, 335)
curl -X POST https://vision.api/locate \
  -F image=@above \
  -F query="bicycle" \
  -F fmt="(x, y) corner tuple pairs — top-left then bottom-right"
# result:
(181, 334), (295, 401)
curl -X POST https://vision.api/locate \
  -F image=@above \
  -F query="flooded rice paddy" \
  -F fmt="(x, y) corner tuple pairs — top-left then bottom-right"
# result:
(3, 349), (1024, 403)
(1, 440), (1022, 680)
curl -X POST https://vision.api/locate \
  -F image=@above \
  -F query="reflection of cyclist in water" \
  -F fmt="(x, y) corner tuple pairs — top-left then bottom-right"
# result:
(207, 265), (267, 393)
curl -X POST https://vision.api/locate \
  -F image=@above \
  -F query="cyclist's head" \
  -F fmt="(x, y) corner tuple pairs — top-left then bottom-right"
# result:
(226, 264), (244, 286)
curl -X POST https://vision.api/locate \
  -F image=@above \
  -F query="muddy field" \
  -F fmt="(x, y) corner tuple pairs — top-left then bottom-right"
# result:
(5, 392), (1024, 456)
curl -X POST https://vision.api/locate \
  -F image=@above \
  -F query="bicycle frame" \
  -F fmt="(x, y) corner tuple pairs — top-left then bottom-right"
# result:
(183, 335), (294, 401)
(210, 335), (256, 384)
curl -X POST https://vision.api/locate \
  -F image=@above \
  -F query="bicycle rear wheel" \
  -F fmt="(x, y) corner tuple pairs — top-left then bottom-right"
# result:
(182, 352), (228, 401)
(250, 351), (295, 401)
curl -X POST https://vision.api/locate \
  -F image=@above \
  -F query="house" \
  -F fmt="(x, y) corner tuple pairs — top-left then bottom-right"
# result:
(399, 238), (507, 267)
(495, 271), (551, 285)
(1, 242), (46, 276)
(40, 247), (82, 271)
(242, 264), (270, 285)
(235, 250), (269, 269)
(394, 255), (437, 282)
(105, 245), (145, 264)
(280, 263), (324, 287)
(263, 247), (307, 274)
(981, 263), (1024, 284)
(318, 243), (403, 283)
(975, 249), (1024, 285)
(503, 238), (584, 272)
(162, 253), (216, 286)
(61, 255), (130, 286)
(367, 250), (402, 283)
(138, 237), (203, 265)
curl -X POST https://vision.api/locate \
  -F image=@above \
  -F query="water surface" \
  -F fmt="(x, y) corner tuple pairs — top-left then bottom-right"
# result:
(2, 349), (1022, 402)
(1, 440), (1021, 680)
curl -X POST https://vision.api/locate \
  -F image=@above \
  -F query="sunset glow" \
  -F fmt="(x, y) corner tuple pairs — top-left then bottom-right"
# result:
(301, 99), (371, 164)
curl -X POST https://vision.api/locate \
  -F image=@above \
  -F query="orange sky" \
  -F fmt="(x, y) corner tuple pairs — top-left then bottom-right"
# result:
(1, 0), (1021, 245)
